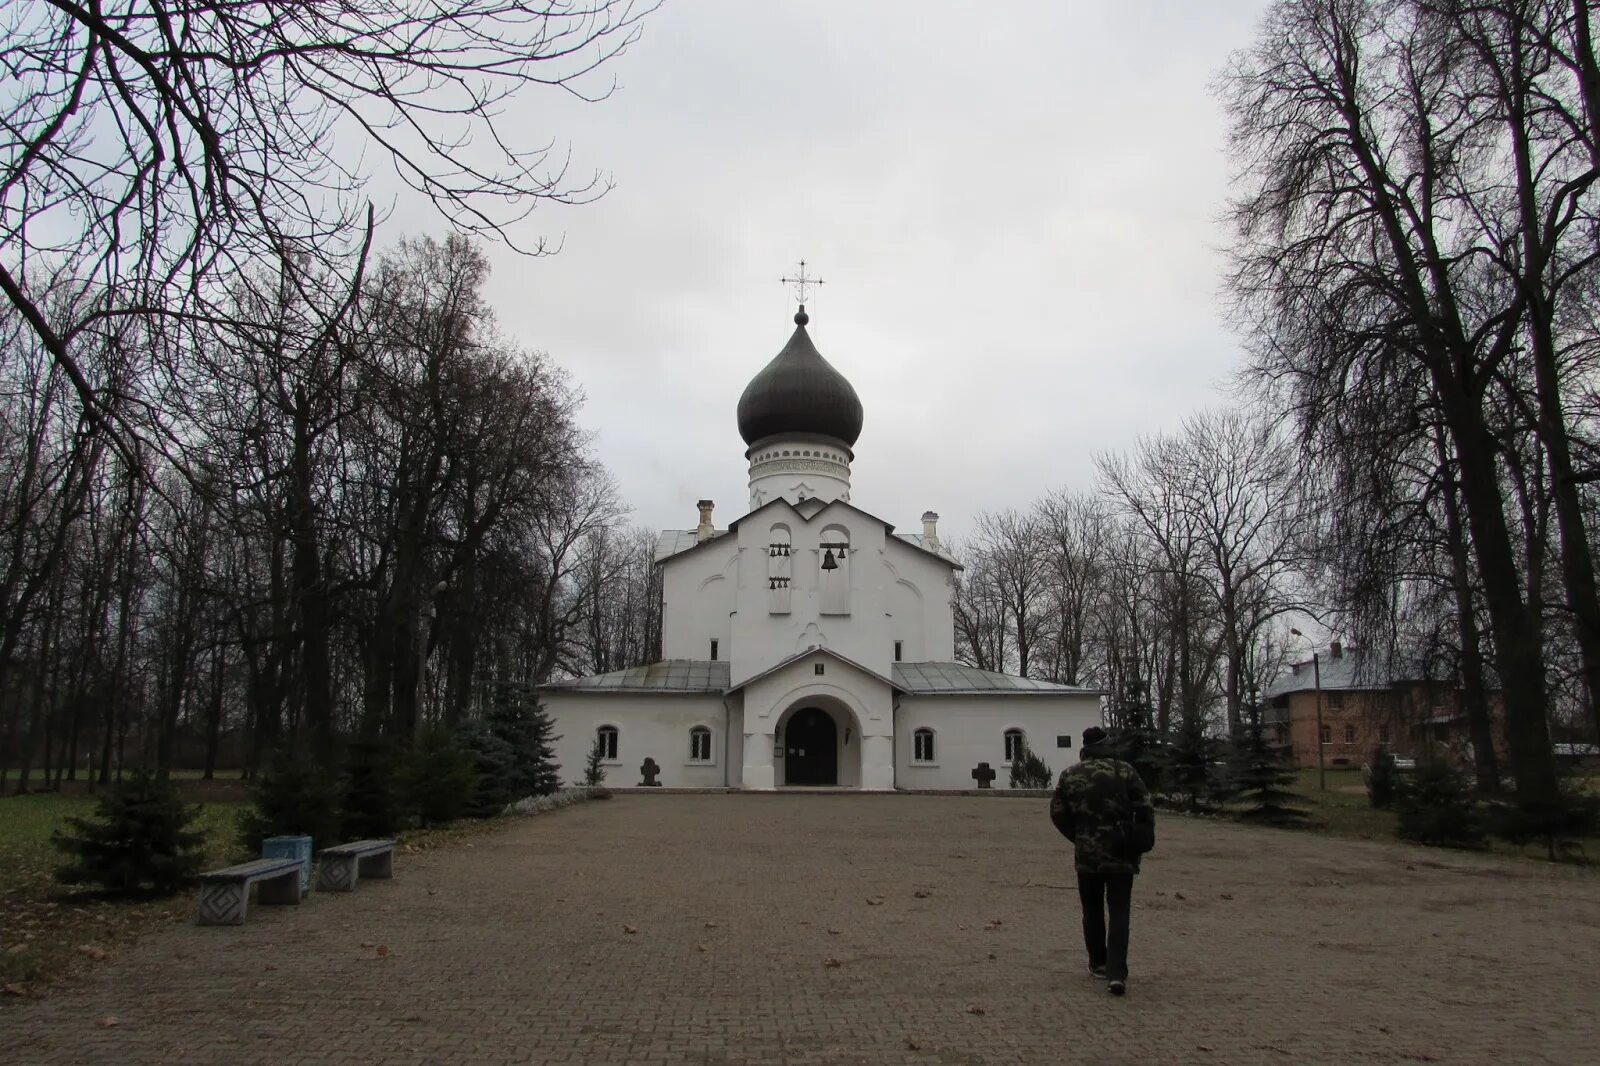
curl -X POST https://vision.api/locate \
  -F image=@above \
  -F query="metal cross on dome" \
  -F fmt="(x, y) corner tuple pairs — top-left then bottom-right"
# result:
(780, 260), (825, 305)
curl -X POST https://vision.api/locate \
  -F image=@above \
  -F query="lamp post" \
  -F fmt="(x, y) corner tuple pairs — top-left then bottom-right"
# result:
(1289, 628), (1326, 793)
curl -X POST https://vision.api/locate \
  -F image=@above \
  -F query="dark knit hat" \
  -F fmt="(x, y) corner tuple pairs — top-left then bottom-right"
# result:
(1082, 726), (1109, 748)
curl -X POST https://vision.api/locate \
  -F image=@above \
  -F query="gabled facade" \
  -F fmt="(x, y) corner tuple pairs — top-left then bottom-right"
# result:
(539, 305), (1101, 789)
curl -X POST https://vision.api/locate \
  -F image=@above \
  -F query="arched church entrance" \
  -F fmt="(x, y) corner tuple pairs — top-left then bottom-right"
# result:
(783, 706), (838, 786)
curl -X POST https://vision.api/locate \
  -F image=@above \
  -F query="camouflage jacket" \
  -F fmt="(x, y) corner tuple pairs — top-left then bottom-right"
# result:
(1049, 748), (1155, 875)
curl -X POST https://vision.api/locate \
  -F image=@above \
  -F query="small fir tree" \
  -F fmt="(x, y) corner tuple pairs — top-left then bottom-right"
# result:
(487, 682), (562, 798)
(455, 721), (517, 819)
(237, 745), (343, 851)
(1232, 722), (1310, 828)
(53, 770), (207, 896)
(1394, 760), (1485, 849)
(1108, 723), (1168, 795)
(583, 734), (608, 787)
(404, 728), (480, 827)
(1365, 745), (1399, 810)
(342, 735), (403, 840)
(1163, 718), (1231, 812)
(1008, 742), (1054, 789)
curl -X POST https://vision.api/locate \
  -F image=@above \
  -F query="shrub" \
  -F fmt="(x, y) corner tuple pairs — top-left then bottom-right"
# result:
(237, 746), (343, 851)
(1489, 787), (1600, 862)
(1394, 760), (1485, 849)
(1232, 723), (1309, 828)
(52, 770), (207, 896)
(583, 734), (607, 787)
(403, 728), (480, 827)
(342, 735), (404, 840)
(1008, 742), (1053, 789)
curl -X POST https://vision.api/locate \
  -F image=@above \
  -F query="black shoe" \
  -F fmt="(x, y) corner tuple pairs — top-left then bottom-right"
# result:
(1088, 963), (1107, 979)
(1108, 979), (1126, 996)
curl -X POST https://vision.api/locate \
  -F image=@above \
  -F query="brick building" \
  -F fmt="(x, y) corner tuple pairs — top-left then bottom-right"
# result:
(1261, 643), (1501, 770)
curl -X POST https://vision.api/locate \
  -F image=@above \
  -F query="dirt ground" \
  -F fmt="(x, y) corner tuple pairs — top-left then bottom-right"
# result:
(1, 793), (1596, 1065)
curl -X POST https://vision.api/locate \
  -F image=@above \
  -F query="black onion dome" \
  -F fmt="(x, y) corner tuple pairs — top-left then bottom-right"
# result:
(736, 309), (864, 447)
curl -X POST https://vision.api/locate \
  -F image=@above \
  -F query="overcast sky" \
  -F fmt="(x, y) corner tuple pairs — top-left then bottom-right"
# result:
(443, 1), (1271, 544)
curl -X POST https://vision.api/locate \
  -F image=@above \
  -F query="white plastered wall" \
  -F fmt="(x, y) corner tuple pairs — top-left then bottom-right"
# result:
(737, 652), (895, 790)
(894, 694), (1103, 790)
(542, 692), (737, 789)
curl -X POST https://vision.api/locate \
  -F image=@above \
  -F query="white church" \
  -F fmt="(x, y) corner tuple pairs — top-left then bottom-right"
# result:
(541, 300), (1102, 789)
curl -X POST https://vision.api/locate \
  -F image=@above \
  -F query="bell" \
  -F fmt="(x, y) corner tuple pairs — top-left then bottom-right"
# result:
(821, 549), (838, 571)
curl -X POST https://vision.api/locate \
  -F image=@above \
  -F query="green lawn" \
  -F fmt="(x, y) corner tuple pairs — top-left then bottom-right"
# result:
(0, 793), (247, 993)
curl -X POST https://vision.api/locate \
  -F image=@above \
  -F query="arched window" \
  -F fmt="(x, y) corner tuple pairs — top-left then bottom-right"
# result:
(689, 726), (712, 762)
(1003, 728), (1026, 762)
(596, 725), (619, 760)
(913, 727), (935, 763)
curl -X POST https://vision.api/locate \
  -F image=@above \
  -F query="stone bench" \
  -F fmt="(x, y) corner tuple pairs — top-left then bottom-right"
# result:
(197, 857), (304, 926)
(317, 839), (396, 892)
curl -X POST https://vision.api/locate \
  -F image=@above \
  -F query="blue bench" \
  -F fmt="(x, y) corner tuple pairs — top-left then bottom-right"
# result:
(197, 857), (304, 925)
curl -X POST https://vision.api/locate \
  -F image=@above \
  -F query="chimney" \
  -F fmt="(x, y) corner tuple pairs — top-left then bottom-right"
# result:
(1329, 640), (1343, 659)
(695, 499), (715, 542)
(921, 511), (940, 550)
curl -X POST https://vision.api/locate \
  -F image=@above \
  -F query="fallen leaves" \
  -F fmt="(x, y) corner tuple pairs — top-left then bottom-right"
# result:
(983, 919), (1003, 930)
(622, 925), (638, 935)
(2, 983), (25, 997)
(965, 1004), (986, 1015)
(99, 1016), (119, 1029)
(823, 957), (842, 969)
(75, 944), (109, 962)
(827, 928), (841, 936)
(864, 897), (884, 906)
(913, 890), (930, 899)
(1219, 893), (1234, 901)
(375, 945), (390, 958)
(703, 921), (717, 929)
(1173, 891), (1187, 901)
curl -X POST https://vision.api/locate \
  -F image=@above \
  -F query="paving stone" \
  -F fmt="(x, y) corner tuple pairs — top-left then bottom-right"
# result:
(1, 795), (1596, 1064)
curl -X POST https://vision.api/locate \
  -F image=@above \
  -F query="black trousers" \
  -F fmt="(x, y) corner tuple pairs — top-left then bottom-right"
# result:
(1077, 870), (1135, 981)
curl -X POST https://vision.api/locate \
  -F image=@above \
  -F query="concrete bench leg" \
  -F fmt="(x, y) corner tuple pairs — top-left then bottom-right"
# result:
(359, 850), (394, 880)
(257, 871), (303, 906)
(318, 854), (359, 892)
(198, 881), (249, 926)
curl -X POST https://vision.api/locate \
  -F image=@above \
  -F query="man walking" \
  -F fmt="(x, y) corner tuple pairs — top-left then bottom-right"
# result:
(1050, 725), (1155, 996)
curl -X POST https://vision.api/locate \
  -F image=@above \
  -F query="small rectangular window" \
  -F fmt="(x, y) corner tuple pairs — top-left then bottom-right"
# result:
(913, 730), (935, 762)
(894, 640), (903, 662)
(690, 729), (711, 761)
(1320, 724), (1332, 745)
(814, 663), (825, 676)
(1328, 692), (1345, 710)
(1344, 724), (1357, 744)
(710, 639), (719, 660)
(1056, 735), (1072, 748)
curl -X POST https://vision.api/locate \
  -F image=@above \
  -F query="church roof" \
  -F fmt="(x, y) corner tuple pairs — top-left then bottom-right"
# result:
(894, 662), (1102, 696)
(542, 659), (729, 693)
(736, 308), (863, 448)
(541, 658), (1101, 697)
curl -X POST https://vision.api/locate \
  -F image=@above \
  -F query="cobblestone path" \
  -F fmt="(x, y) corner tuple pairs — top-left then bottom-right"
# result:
(3, 794), (1597, 1064)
